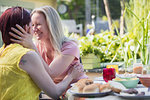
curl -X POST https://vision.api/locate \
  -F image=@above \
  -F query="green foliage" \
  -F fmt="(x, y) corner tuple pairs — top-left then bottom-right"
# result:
(125, 0), (150, 34)
(124, 0), (150, 65)
(78, 32), (124, 63)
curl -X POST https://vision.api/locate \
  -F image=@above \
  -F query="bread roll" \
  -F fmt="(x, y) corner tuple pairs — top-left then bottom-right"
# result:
(77, 79), (93, 85)
(108, 81), (126, 93)
(94, 83), (102, 87)
(71, 82), (86, 93)
(100, 83), (111, 93)
(71, 79), (93, 93)
(71, 79), (94, 93)
(83, 83), (99, 93)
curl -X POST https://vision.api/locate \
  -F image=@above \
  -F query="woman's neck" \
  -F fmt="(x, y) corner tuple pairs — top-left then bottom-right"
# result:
(39, 40), (54, 52)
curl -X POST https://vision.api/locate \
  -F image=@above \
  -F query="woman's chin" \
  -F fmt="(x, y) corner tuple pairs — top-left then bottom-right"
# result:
(36, 37), (46, 41)
(36, 36), (41, 40)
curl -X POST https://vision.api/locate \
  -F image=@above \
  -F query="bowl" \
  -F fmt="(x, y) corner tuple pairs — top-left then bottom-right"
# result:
(113, 77), (139, 88)
(116, 74), (139, 79)
(138, 74), (150, 87)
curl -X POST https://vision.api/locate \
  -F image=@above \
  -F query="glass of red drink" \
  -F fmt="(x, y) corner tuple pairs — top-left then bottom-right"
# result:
(103, 68), (116, 82)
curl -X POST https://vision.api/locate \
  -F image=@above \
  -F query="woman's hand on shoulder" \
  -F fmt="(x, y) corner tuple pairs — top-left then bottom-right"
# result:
(9, 24), (36, 50)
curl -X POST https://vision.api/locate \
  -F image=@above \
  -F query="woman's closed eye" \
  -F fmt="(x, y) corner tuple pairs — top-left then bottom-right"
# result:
(32, 23), (41, 27)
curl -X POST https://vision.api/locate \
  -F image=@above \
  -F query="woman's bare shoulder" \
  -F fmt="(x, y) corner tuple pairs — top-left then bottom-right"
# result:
(19, 50), (43, 73)
(23, 51), (38, 58)
(19, 51), (39, 66)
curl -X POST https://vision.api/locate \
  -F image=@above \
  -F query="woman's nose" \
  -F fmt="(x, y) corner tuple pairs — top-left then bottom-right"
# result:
(32, 26), (38, 33)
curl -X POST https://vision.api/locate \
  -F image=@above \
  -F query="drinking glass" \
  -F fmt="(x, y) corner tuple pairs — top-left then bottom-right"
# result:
(133, 63), (143, 74)
(103, 68), (116, 82)
(106, 65), (119, 74)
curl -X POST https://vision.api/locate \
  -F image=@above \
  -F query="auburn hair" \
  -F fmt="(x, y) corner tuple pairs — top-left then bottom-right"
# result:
(0, 6), (31, 46)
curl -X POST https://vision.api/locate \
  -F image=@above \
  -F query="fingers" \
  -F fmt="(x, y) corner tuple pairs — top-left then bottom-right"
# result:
(71, 61), (79, 65)
(73, 64), (84, 72)
(9, 32), (22, 40)
(11, 27), (24, 37)
(69, 63), (84, 79)
(72, 62), (80, 67)
(10, 39), (22, 44)
(16, 24), (27, 34)
(74, 63), (83, 68)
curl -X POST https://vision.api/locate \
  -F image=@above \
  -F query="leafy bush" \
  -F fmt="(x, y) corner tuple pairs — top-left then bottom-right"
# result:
(78, 31), (124, 63)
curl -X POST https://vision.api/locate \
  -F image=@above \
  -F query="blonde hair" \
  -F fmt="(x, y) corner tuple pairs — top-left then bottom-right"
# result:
(31, 6), (72, 53)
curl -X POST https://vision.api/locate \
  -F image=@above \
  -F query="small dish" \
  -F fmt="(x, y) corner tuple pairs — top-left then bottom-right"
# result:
(113, 77), (139, 88)
(138, 74), (150, 87)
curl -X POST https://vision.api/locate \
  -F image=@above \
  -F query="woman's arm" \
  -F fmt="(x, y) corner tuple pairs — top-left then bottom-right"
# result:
(19, 51), (82, 99)
(9, 24), (53, 76)
(10, 24), (80, 78)
(49, 41), (81, 78)
(48, 54), (75, 78)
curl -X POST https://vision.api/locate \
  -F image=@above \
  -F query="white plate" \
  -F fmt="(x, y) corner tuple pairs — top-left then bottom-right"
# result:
(114, 87), (150, 99)
(68, 89), (112, 98)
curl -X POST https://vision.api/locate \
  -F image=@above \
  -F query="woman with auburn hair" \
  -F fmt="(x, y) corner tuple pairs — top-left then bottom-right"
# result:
(10, 6), (88, 87)
(0, 6), (83, 100)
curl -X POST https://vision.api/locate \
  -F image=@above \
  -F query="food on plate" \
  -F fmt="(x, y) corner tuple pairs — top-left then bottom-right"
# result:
(70, 79), (111, 93)
(71, 82), (86, 93)
(116, 73), (139, 79)
(122, 88), (138, 94)
(77, 79), (93, 85)
(71, 79), (94, 93)
(108, 81), (126, 93)
(83, 83), (99, 93)
(99, 83), (111, 93)
(94, 83), (102, 87)
(136, 92), (145, 96)
(114, 77), (126, 81)
(119, 88), (145, 96)
(119, 92), (136, 96)
(113, 77), (138, 81)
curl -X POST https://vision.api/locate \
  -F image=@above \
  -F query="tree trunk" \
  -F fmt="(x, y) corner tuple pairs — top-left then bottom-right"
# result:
(103, 0), (113, 32)
(120, 0), (125, 36)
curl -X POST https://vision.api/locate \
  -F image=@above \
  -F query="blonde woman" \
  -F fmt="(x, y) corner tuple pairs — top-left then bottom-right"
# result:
(10, 6), (88, 89)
